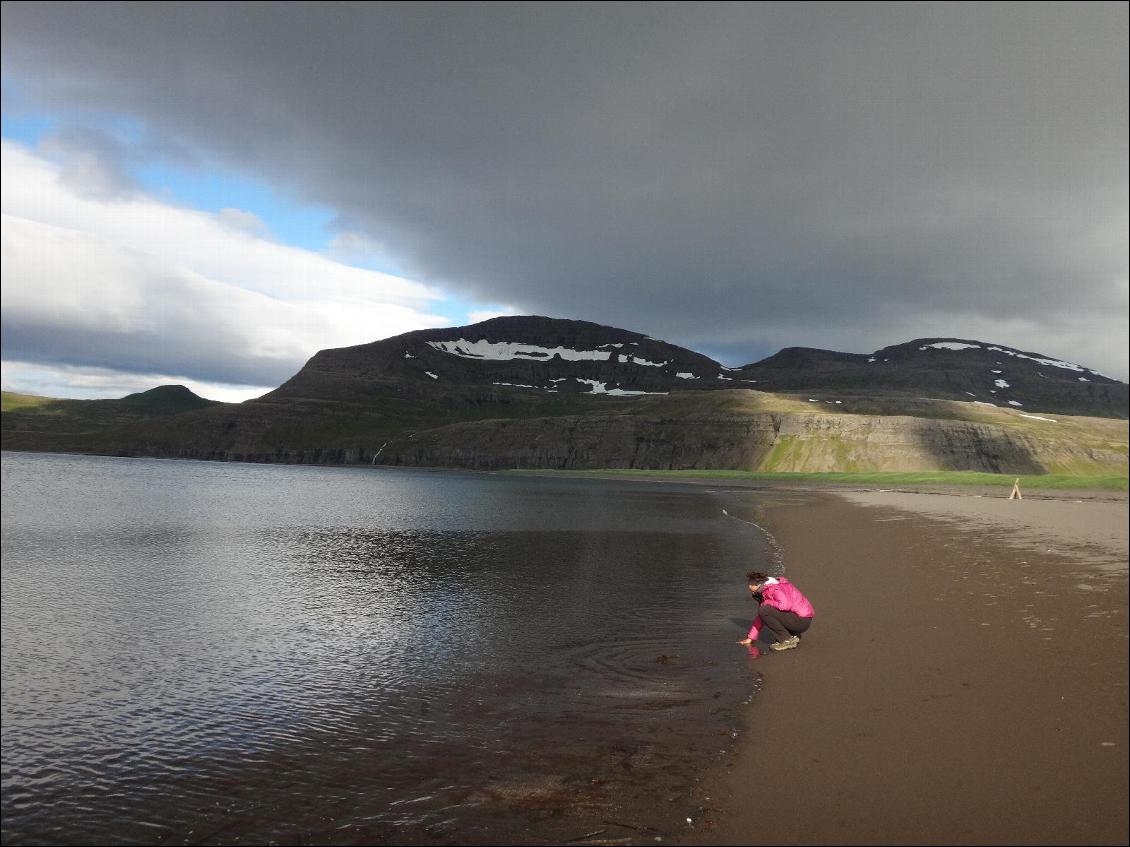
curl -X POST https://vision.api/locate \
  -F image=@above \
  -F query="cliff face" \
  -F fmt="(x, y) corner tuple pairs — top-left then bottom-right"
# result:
(370, 409), (1127, 475)
(3, 317), (1127, 473)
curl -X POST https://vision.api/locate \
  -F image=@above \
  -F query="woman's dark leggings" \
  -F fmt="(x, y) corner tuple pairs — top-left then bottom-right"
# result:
(758, 605), (812, 641)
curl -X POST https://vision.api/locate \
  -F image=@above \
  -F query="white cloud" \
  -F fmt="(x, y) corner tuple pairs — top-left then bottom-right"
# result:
(0, 140), (452, 396)
(466, 306), (520, 324)
(215, 207), (269, 238)
(325, 230), (395, 266)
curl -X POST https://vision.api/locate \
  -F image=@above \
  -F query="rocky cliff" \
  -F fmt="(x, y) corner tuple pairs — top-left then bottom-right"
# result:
(368, 395), (1127, 475)
(3, 316), (1127, 473)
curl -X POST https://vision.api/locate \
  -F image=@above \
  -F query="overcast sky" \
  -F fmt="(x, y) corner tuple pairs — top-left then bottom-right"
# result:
(2, 2), (1126, 400)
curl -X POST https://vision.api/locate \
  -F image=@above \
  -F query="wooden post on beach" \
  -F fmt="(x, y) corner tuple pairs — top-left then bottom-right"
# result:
(1009, 478), (1023, 500)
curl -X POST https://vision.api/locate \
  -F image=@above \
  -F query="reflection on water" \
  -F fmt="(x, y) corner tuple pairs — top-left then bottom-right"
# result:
(1, 453), (768, 845)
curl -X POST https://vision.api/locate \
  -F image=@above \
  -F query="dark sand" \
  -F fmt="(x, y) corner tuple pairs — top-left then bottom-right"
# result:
(680, 490), (1128, 846)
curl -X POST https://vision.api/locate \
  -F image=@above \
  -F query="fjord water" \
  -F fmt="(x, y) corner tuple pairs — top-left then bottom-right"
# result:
(1, 452), (766, 845)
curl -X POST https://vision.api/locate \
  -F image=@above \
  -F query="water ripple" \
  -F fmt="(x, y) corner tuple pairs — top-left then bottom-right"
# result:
(2, 453), (766, 844)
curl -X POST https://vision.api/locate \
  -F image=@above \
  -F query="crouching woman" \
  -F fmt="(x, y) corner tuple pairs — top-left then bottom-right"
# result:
(738, 570), (814, 652)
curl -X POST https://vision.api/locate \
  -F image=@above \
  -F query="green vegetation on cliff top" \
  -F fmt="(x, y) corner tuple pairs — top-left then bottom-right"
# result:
(2, 392), (58, 413)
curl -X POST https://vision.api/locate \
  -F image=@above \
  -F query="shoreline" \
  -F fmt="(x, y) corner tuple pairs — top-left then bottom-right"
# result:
(504, 468), (1129, 502)
(678, 489), (1128, 845)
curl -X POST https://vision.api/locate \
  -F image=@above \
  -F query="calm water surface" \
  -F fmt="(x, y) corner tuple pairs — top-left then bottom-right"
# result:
(1, 453), (770, 845)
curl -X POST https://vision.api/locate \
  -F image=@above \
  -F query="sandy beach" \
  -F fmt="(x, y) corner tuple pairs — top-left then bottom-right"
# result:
(681, 488), (1128, 846)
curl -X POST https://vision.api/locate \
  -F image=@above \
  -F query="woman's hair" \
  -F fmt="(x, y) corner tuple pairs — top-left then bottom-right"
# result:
(746, 570), (769, 583)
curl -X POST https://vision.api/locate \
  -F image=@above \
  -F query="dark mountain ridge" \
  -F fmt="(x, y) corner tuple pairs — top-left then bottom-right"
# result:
(276, 317), (1125, 418)
(2, 317), (1126, 472)
(736, 337), (1124, 416)
(275, 316), (736, 401)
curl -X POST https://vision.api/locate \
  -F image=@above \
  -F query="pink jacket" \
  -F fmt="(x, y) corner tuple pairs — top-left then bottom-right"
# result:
(747, 578), (814, 640)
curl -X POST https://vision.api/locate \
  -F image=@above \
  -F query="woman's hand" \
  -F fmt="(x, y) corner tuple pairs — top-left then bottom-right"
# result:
(737, 638), (752, 646)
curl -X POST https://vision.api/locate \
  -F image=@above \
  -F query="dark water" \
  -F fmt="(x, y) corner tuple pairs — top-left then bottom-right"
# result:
(1, 453), (771, 845)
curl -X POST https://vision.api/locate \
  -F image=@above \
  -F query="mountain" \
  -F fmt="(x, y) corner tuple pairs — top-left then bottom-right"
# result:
(2, 317), (1126, 474)
(277, 316), (736, 398)
(1, 385), (219, 452)
(266, 317), (1126, 416)
(734, 338), (1124, 417)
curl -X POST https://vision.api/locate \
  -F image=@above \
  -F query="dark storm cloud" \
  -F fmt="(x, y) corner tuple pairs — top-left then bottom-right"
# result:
(2, 2), (1127, 377)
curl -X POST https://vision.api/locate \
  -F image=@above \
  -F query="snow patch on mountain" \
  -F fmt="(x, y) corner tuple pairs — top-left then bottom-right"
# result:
(920, 342), (981, 351)
(427, 339), (614, 362)
(575, 378), (666, 396)
(986, 346), (1089, 374)
(617, 354), (669, 367)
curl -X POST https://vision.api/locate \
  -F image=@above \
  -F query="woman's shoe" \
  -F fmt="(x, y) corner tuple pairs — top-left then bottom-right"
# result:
(770, 635), (800, 652)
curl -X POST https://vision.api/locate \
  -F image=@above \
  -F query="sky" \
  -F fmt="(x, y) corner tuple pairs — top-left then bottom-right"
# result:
(1, 2), (1126, 402)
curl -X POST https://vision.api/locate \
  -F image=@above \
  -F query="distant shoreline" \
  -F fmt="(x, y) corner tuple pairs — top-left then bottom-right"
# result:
(507, 467), (1129, 497)
(3, 449), (1125, 498)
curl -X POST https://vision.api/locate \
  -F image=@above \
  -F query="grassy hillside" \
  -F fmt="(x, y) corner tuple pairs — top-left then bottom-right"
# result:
(2, 386), (221, 449)
(1, 392), (59, 413)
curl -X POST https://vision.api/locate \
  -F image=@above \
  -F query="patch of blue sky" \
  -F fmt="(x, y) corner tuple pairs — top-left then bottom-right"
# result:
(0, 110), (57, 146)
(3, 106), (501, 329)
(1, 105), (146, 145)
(132, 159), (339, 254)
(3, 106), (338, 255)
(435, 294), (494, 327)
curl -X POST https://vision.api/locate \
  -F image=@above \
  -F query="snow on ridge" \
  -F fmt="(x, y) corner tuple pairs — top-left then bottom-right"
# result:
(994, 379), (1010, 388)
(427, 338), (613, 362)
(918, 341), (1102, 377)
(919, 342), (981, 351)
(676, 372), (699, 380)
(617, 353), (670, 367)
(574, 378), (666, 396)
(424, 371), (439, 380)
(1007, 400), (1023, 406)
(985, 345), (1088, 373)
(1019, 413), (1057, 423)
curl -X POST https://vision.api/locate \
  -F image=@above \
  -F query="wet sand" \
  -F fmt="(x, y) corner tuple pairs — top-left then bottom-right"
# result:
(682, 489), (1128, 846)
